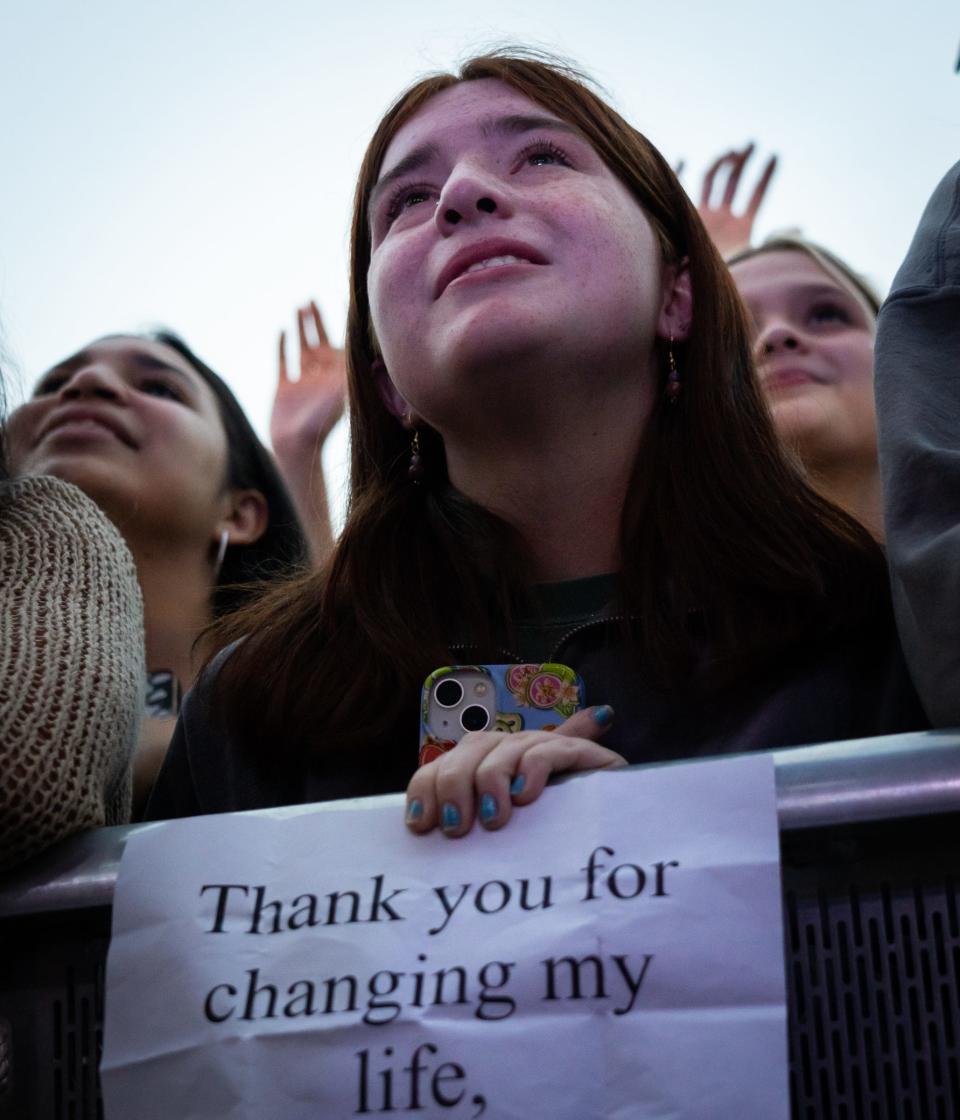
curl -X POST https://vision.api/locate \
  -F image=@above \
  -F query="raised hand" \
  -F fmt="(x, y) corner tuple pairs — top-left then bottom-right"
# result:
(271, 300), (346, 461)
(698, 143), (777, 258)
(404, 705), (625, 838)
(270, 300), (346, 566)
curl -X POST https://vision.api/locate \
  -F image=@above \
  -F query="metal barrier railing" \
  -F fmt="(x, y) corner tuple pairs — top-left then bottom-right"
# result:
(2, 729), (959, 1118)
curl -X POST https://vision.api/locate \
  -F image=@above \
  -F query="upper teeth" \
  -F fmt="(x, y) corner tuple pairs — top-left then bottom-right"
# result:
(464, 255), (528, 274)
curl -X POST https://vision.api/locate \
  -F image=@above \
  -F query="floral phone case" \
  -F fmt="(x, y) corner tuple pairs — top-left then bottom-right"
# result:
(419, 663), (585, 766)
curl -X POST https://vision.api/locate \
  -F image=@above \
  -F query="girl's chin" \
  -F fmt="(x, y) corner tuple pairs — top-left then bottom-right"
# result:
(434, 321), (561, 376)
(772, 401), (855, 459)
(20, 458), (137, 511)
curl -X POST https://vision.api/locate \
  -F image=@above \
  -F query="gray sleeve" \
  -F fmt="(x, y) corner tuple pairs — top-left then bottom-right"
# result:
(875, 160), (960, 726)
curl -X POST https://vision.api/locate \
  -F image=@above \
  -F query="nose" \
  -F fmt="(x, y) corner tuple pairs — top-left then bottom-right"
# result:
(756, 321), (806, 360)
(435, 163), (512, 233)
(58, 363), (127, 402)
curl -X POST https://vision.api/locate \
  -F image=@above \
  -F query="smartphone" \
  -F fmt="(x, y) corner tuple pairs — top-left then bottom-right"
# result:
(419, 663), (585, 766)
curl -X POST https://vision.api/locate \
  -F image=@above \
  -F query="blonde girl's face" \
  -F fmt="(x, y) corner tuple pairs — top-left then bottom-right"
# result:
(731, 250), (877, 471)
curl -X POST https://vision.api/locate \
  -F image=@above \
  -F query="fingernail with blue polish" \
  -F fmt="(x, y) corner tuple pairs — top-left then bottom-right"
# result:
(441, 802), (461, 831)
(479, 793), (498, 823)
(405, 798), (423, 824)
(593, 705), (614, 727)
(510, 774), (526, 796)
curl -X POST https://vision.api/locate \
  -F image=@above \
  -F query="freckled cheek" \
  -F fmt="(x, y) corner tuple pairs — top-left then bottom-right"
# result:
(366, 278), (392, 343)
(580, 210), (660, 294)
(368, 263), (422, 353)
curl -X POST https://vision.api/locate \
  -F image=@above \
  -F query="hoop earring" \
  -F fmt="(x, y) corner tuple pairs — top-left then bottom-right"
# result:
(408, 429), (425, 483)
(214, 529), (229, 576)
(665, 334), (681, 403)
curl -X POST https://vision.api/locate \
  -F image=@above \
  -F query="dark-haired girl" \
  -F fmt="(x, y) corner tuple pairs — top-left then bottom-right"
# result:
(8, 333), (308, 810)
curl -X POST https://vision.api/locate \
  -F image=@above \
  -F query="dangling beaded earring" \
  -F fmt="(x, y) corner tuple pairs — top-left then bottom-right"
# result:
(408, 429), (425, 483)
(665, 334), (681, 403)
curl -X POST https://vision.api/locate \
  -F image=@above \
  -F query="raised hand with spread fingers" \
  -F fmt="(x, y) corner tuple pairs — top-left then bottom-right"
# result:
(270, 300), (346, 565)
(698, 143), (778, 258)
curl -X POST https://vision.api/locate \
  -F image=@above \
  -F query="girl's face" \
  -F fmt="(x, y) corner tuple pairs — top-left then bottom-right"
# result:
(366, 79), (675, 433)
(8, 337), (236, 546)
(730, 250), (876, 470)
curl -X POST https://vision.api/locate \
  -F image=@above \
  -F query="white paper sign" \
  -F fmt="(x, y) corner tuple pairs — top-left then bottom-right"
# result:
(102, 753), (787, 1118)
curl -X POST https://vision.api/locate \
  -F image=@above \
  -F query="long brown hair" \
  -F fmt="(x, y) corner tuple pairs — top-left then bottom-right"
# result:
(212, 49), (886, 765)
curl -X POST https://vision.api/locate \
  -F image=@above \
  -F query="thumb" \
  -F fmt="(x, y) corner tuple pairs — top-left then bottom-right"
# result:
(553, 704), (614, 742)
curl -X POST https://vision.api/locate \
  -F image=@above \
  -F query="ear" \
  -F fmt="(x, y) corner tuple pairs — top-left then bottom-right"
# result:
(215, 489), (270, 549)
(373, 359), (419, 430)
(657, 261), (693, 342)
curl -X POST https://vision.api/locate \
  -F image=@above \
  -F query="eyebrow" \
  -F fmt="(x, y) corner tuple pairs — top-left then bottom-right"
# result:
(740, 280), (861, 307)
(370, 113), (583, 212)
(370, 143), (442, 211)
(479, 113), (581, 140)
(128, 351), (194, 381)
(41, 348), (195, 385)
(791, 282), (856, 300)
(788, 281), (874, 316)
(43, 348), (93, 376)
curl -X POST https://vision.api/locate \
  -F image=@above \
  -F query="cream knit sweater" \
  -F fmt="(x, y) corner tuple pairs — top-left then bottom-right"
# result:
(0, 475), (144, 871)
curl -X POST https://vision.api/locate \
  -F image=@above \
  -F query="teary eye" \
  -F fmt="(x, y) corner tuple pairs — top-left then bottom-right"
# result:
(385, 184), (435, 225)
(516, 138), (573, 169)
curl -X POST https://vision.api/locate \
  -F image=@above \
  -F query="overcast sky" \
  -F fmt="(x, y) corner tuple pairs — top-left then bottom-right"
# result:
(1, 0), (957, 521)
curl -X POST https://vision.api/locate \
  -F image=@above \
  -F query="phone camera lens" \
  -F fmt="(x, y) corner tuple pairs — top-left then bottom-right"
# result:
(434, 679), (464, 708)
(460, 704), (490, 733)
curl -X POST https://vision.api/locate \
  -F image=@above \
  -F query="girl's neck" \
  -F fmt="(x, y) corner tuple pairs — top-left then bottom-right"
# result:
(134, 545), (216, 689)
(444, 384), (649, 580)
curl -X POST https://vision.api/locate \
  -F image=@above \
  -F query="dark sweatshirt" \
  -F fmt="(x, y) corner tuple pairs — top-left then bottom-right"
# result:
(875, 160), (960, 727)
(145, 578), (926, 820)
